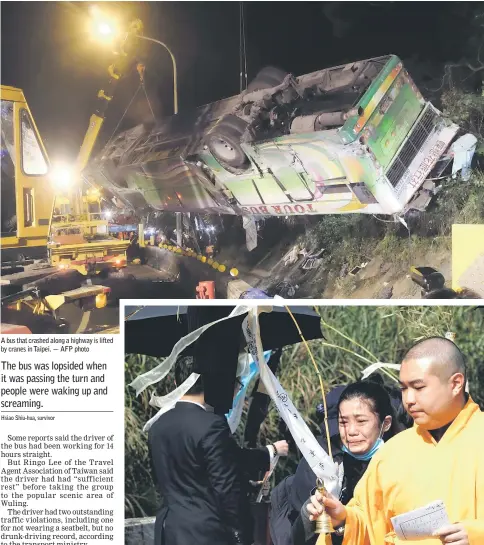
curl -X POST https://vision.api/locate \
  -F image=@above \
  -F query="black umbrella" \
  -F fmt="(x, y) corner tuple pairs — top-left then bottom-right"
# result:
(125, 305), (323, 356)
(126, 305), (323, 413)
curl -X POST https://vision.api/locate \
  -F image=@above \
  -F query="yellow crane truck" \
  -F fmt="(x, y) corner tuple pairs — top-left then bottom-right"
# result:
(0, 84), (113, 332)
(1, 22), (146, 274)
(0, 19), (145, 331)
(0, 85), (129, 276)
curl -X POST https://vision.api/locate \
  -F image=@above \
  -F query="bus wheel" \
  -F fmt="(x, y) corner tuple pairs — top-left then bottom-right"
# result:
(246, 66), (288, 92)
(205, 115), (251, 173)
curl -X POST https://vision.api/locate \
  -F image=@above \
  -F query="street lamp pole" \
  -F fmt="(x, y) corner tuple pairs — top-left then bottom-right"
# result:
(135, 34), (178, 115)
(133, 33), (181, 247)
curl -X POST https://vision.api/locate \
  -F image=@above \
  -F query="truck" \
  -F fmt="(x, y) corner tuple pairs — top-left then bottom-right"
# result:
(0, 86), (131, 276)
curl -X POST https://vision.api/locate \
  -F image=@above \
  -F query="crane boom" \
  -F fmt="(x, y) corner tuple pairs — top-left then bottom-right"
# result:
(76, 19), (144, 173)
(47, 18), (146, 275)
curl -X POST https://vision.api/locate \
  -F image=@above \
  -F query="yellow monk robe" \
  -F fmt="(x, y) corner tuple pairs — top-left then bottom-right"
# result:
(342, 397), (484, 545)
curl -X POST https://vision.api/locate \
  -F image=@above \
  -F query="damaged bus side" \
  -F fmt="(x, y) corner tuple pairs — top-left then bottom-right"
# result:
(86, 54), (460, 219)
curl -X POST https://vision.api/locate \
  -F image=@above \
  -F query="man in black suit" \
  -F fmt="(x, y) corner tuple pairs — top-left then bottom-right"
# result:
(149, 356), (288, 545)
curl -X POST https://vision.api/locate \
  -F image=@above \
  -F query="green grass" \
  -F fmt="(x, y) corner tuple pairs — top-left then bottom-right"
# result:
(333, 274), (359, 297)
(441, 89), (483, 147)
(375, 234), (450, 269)
(289, 170), (484, 298)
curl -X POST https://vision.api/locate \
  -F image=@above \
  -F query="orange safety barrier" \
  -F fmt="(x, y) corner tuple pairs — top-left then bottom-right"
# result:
(195, 281), (216, 299)
(164, 245), (239, 278)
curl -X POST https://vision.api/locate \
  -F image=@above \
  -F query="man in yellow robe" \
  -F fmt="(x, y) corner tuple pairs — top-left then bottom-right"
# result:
(306, 337), (484, 545)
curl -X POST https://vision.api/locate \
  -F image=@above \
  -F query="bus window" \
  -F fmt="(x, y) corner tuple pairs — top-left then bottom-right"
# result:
(366, 74), (423, 168)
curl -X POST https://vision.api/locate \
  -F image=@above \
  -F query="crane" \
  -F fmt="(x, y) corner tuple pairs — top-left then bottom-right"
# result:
(47, 19), (147, 276)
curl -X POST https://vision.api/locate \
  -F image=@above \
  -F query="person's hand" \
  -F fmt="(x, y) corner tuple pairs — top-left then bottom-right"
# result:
(306, 489), (347, 528)
(433, 523), (469, 545)
(273, 440), (289, 457)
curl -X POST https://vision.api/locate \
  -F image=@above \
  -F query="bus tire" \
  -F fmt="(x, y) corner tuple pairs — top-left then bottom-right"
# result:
(205, 115), (251, 172)
(246, 66), (288, 92)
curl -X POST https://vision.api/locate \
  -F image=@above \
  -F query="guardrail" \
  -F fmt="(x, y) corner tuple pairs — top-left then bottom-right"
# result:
(125, 516), (155, 545)
(159, 244), (240, 278)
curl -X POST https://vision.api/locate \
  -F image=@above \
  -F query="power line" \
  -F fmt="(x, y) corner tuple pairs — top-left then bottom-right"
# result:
(239, 1), (248, 91)
(242, 2), (248, 89)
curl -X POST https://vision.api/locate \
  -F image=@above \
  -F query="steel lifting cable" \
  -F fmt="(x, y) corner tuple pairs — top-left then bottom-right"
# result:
(239, 2), (243, 92)
(142, 83), (156, 123)
(137, 62), (157, 123)
(239, 2), (242, 93)
(239, 1), (248, 91)
(104, 83), (142, 151)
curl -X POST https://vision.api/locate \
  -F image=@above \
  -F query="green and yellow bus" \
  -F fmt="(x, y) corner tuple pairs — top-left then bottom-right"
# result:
(87, 54), (459, 218)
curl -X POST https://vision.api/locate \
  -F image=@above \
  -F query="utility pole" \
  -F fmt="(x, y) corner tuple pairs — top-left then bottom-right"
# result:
(176, 212), (183, 247)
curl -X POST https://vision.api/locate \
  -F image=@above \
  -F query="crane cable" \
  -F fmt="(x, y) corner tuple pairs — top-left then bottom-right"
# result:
(239, 2), (243, 92)
(142, 83), (156, 122)
(137, 63), (157, 123)
(239, 1), (248, 91)
(242, 4), (248, 89)
(104, 83), (142, 151)
(104, 63), (156, 151)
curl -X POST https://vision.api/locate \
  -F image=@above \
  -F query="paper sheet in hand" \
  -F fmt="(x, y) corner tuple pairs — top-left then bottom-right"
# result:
(391, 500), (450, 540)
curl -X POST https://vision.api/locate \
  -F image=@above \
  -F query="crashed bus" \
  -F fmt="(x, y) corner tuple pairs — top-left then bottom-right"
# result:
(87, 54), (459, 219)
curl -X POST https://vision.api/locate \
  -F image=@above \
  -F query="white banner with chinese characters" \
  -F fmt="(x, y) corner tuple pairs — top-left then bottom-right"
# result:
(243, 307), (342, 497)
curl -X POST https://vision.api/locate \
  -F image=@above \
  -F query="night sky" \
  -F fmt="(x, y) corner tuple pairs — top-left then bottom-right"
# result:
(1, 1), (475, 163)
